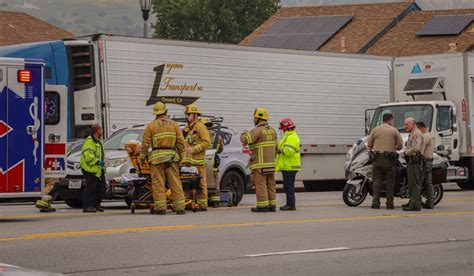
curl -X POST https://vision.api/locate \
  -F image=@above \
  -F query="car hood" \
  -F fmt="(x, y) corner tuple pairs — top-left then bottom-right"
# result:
(68, 149), (128, 162)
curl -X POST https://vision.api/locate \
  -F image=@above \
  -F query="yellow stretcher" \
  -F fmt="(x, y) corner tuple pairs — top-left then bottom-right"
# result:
(124, 141), (201, 214)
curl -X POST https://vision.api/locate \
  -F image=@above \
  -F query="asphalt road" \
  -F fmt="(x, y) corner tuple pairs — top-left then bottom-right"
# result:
(0, 184), (473, 275)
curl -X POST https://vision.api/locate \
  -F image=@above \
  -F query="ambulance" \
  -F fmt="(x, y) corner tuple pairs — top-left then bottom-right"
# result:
(0, 57), (67, 199)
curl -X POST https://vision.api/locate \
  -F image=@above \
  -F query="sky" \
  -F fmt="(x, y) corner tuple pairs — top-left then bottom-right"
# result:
(0, 0), (473, 37)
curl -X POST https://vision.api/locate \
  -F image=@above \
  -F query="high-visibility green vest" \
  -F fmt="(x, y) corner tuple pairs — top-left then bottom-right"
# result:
(80, 136), (105, 177)
(276, 130), (301, 172)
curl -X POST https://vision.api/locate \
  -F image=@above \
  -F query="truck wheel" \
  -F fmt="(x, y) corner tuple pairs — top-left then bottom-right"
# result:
(304, 180), (346, 191)
(221, 170), (245, 206)
(456, 180), (474, 190)
(65, 198), (83, 209)
(303, 181), (317, 191)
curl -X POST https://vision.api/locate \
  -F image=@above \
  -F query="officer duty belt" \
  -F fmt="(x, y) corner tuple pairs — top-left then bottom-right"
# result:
(406, 153), (422, 164)
(375, 151), (398, 159)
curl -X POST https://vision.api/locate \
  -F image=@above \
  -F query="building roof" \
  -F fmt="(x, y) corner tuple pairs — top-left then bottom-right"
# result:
(0, 11), (73, 46)
(240, 1), (418, 54)
(367, 9), (474, 56)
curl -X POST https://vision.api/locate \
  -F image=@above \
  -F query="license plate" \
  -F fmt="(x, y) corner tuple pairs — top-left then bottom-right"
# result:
(68, 179), (82, 189)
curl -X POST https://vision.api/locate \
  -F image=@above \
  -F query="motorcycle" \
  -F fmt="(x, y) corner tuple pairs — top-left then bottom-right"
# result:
(343, 140), (448, 207)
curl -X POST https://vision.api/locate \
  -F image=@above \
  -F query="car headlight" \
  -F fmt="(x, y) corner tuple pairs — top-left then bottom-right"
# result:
(107, 157), (129, 168)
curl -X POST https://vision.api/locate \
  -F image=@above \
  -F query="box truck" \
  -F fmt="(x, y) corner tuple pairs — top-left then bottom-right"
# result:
(357, 53), (473, 189)
(0, 35), (392, 189)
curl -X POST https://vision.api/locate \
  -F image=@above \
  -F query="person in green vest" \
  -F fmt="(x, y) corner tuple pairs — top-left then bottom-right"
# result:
(276, 118), (301, 211)
(80, 124), (106, 213)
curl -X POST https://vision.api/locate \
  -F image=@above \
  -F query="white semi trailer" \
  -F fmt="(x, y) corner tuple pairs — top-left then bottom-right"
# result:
(1, 35), (393, 189)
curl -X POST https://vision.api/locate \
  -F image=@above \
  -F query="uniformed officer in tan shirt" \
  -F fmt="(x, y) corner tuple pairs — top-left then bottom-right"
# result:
(367, 113), (403, 209)
(402, 117), (424, 211)
(417, 121), (435, 209)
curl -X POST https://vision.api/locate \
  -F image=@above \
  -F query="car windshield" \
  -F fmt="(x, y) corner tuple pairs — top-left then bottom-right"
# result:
(103, 129), (143, 150)
(370, 104), (433, 133)
(68, 141), (84, 155)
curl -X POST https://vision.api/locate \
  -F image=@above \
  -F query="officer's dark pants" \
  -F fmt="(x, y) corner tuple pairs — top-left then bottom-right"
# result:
(407, 161), (422, 208)
(421, 159), (434, 206)
(82, 170), (106, 209)
(282, 171), (297, 207)
(372, 154), (395, 206)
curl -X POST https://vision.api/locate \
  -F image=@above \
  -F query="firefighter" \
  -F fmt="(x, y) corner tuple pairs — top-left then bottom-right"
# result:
(35, 178), (59, 212)
(240, 108), (278, 213)
(80, 124), (106, 213)
(202, 117), (225, 208)
(140, 102), (187, 215)
(276, 118), (301, 211)
(182, 105), (211, 211)
(402, 117), (424, 212)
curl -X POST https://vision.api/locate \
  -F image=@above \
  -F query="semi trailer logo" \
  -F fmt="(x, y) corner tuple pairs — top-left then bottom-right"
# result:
(146, 63), (202, 106)
(411, 61), (447, 75)
(411, 63), (423, 74)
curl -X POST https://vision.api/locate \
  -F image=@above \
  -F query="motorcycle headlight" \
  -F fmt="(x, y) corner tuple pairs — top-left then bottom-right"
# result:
(107, 157), (128, 168)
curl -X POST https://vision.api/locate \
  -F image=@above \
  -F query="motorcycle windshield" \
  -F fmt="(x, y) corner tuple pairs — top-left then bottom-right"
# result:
(369, 104), (433, 133)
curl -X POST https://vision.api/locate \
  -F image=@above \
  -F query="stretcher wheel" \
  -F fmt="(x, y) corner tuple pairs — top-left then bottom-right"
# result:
(149, 205), (155, 214)
(130, 203), (136, 214)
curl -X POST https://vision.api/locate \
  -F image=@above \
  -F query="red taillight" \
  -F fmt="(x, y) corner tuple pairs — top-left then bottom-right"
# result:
(242, 147), (252, 155)
(18, 70), (31, 83)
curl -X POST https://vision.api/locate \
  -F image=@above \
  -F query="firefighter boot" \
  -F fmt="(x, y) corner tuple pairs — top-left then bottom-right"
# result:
(35, 199), (56, 213)
(153, 210), (167, 215)
(251, 207), (268, 213)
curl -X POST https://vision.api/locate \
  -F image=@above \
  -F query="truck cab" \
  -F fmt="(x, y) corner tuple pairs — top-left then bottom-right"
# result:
(369, 101), (458, 158)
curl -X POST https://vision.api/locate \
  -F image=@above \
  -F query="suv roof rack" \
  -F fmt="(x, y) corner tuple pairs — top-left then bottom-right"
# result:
(201, 116), (224, 124)
(169, 115), (224, 124)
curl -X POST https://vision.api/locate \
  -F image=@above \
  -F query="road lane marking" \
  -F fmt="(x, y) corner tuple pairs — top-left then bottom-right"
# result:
(0, 210), (473, 242)
(3, 197), (473, 220)
(0, 212), (115, 220)
(245, 247), (350, 257)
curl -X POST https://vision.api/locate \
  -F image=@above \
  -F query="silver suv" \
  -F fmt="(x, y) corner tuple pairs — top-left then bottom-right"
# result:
(58, 123), (250, 208)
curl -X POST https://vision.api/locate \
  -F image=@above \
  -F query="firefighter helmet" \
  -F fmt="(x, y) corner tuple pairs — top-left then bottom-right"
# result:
(185, 104), (201, 115)
(152, 102), (167, 115)
(279, 118), (296, 130)
(253, 107), (269, 121)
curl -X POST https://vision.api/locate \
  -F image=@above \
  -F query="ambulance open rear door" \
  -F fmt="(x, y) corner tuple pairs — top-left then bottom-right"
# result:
(0, 59), (44, 198)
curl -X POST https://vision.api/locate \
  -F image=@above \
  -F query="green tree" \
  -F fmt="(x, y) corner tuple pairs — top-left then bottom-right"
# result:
(151, 0), (279, 44)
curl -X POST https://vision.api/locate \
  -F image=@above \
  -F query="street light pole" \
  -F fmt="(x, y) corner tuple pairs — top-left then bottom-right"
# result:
(139, 0), (152, 38)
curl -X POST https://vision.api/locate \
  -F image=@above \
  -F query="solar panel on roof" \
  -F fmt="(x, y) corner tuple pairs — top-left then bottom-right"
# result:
(250, 15), (353, 51)
(403, 77), (438, 92)
(416, 14), (474, 36)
